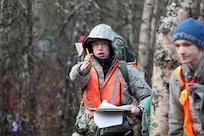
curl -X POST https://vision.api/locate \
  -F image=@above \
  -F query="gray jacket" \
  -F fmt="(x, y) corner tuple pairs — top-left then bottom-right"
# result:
(168, 54), (204, 136)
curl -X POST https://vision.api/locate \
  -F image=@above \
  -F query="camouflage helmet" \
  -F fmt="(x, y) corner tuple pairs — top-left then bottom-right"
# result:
(84, 24), (115, 50)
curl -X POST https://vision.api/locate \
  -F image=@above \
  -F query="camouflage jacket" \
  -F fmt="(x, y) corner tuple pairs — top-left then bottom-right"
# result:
(168, 54), (204, 136)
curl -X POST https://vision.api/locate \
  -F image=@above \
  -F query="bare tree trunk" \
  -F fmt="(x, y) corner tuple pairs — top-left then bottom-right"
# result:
(21, 0), (37, 135)
(138, 0), (154, 77)
(150, 0), (201, 135)
(0, 0), (10, 76)
(147, 0), (159, 86)
(0, 1), (6, 134)
(0, 0), (3, 60)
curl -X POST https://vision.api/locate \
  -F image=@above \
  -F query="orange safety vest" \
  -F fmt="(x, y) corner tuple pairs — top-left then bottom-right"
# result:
(83, 60), (123, 109)
(174, 66), (198, 136)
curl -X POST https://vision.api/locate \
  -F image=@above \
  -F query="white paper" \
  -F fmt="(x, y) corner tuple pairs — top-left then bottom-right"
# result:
(90, 100), (130, 111)
(94, 111), (123, 128)
(93, 100), (130, 128)
(95, 105), (130, 111)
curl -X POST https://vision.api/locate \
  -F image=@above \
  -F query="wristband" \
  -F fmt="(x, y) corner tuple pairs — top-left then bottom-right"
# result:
(136, 106), (143, 120)
(139, 107), (143, 114)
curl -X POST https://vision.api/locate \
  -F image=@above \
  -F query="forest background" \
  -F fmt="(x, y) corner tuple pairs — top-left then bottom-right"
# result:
(0, 0), (203, 136)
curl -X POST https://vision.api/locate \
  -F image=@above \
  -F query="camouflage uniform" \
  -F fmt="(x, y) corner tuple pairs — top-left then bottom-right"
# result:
(69, 24), (152, 136)
(169, 53), (204, 136)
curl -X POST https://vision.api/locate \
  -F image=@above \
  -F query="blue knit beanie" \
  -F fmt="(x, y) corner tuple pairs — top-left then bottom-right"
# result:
(173, 18), (204, 48)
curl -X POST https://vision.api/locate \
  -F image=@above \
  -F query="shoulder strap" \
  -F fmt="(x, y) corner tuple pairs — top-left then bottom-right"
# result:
(119, 61), (133, 96)
(119, 61), (129, 83)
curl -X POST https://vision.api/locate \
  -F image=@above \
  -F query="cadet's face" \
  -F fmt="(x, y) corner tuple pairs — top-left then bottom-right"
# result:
(174, 40), (203, 65)
(92, 40), (110, 59)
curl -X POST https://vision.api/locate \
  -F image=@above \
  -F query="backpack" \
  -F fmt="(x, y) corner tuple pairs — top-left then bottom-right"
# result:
(114, 32), (137, 68)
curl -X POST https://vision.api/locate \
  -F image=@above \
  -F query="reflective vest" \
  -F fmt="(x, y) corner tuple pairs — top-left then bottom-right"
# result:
(83, 60), (123, 109)
(174, 66), (198, 136)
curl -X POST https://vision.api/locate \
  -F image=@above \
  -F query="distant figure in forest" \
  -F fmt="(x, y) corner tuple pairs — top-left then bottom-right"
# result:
(169, 18), (204, 135)
(69, 24), (152, 136)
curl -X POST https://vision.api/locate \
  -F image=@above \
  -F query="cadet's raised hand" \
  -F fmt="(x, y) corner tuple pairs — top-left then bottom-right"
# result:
(80, 53), (93, 72)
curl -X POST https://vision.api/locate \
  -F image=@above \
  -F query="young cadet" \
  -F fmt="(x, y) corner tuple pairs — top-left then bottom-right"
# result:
(169, 18), (204, 135)
(69, 24), (152, 136)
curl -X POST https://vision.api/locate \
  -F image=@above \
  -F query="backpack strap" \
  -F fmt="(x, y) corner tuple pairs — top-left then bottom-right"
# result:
(118, 61), (133, 96)
(119, 61), (129, 82)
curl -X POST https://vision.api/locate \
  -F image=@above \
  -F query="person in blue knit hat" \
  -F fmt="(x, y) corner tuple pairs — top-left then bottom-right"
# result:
(169, 17), (204, 136)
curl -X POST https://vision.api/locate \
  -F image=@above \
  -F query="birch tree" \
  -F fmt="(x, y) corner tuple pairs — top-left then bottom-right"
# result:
(150, 0), (201, 135)
(138, 0), (154, 78)
(138, 0), (168, 85)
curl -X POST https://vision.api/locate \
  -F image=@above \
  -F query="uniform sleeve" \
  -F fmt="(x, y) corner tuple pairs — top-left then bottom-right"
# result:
(127, 65), (152, 107)
(69, 62), (91, 88)
(168, 72), (184, 136)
